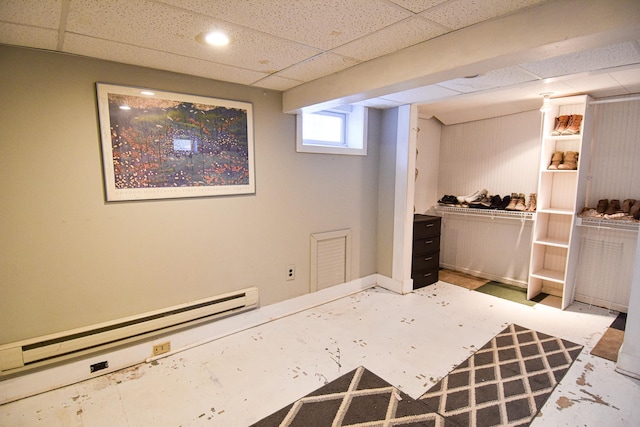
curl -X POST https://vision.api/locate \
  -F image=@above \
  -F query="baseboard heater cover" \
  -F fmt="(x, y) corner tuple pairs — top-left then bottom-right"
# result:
(0, 287), (258, 375)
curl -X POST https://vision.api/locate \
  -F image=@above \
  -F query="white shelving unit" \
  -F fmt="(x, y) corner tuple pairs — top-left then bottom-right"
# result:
(528, 95), (594, 309)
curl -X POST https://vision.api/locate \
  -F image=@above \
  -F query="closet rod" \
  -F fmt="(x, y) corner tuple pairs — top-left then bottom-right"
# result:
(589, 94), (640, 105)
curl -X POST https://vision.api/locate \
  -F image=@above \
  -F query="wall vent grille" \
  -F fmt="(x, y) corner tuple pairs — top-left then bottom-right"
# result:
(311, 229), (351, 291)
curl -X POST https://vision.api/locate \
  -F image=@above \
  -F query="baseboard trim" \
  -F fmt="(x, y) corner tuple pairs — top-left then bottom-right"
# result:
(376, 274), (411, 294)
(0, 275), (378, 405)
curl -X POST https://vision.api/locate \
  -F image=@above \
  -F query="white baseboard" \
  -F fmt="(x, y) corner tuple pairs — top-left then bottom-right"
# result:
(0, 274), (378, 405)
(376, 274), (411, 294)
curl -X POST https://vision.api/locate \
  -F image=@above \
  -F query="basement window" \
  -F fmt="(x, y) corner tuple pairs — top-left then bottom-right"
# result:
(296, 105), (368, 155)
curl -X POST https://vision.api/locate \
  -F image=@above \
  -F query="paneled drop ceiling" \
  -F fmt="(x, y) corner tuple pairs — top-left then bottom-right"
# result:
(1, 0), (640, 124)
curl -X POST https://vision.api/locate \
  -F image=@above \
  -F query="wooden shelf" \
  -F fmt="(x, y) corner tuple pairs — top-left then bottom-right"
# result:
(544, 135), (582, 141)
(534, 237), (570, 248)
(530, 269), (565, 283)
(537, 208), (575, 215)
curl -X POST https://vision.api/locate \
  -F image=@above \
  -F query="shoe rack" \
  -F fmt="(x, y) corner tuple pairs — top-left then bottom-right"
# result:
(528, 95), (594, 309)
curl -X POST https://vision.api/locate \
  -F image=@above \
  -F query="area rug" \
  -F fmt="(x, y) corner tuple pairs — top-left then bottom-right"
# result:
(590, 312), (627, 362)
(252, 325), (582, 427)
(474, 282), (547, 307)
(419, 324), (583, 426)
(250, 366), (453, 426)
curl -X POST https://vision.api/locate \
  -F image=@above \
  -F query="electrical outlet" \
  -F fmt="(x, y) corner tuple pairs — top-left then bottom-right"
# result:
(90, 361), (109, 373)
(287, 265), (295, 281)
(153, 342), (171, 356)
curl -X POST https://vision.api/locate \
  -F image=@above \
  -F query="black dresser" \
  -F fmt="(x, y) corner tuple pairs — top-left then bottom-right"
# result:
(412, 214), (441, 289)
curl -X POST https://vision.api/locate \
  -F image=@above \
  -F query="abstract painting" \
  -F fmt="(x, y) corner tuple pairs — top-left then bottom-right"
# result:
(97, 83), (254, 201)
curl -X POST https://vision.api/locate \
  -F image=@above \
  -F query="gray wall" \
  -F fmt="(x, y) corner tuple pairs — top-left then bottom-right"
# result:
(0, 46), (382, 344)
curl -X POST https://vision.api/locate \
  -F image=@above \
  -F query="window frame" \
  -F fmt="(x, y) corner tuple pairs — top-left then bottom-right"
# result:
(296, 105), (368, 155)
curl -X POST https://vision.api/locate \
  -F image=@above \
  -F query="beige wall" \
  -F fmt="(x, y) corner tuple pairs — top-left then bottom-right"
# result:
(0, 46), (382, 344)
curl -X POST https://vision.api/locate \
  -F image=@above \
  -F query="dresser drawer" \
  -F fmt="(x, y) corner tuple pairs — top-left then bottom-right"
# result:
(412, 268), (439, 289)
(413, 235), (440, 256)
(412, 252), (439, 271)
(413, 215), (441, 239)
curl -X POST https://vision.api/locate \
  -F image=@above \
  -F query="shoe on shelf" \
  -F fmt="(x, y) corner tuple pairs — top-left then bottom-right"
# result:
(561, 114), (583, 135)
(604, 212), (625, 220)
(630, 202), (640, 219)
(514, 193), (527, 211)
(622, 199), (636, 214)
(505, 193), (519, 210)
(498, 195), (511, 210)
(551, 115), (570, 136)
(604, 199), (621, 215)
(596, 199), (609, 214)
(557, 151), (578, 170)
(525, 193), (537, 212)
(489, 195), (502, 209)
(465, 189), (488, 204)
(547, 151), (564, 170)
(438, 195), (458, 205)
(473, 194), (492, 209)
(579, 207), (599, 218)
(457, 190), (479, 204)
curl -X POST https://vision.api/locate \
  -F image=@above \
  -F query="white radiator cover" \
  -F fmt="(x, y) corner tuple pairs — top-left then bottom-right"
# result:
(0, 287), (258, 375)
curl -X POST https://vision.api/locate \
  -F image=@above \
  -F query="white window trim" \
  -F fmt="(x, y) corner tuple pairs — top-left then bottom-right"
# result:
(296, 105), (368, 155)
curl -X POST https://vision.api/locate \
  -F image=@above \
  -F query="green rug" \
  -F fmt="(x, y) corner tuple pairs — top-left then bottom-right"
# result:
(474, 281), (547, 307)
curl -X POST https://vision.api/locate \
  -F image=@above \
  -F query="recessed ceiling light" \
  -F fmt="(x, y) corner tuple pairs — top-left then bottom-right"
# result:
(119, 105), (131, 110)
(197, 31), (230, 47)
(140, 90), (155, 96)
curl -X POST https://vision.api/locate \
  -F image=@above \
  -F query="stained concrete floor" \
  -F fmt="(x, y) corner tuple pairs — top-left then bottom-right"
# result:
(2, 281), (639, 426)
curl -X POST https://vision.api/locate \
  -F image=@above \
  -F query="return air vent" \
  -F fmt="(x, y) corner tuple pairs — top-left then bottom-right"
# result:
(310, 229), (351, 291)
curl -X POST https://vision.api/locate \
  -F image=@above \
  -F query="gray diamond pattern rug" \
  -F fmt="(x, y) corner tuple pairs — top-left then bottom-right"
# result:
(419, 324), (583, 426)
(251, 366), (454, 426)
(252, 324), (582, 427)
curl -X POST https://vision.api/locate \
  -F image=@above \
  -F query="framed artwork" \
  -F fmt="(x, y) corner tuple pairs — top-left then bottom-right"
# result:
(96, 83), (254, 201)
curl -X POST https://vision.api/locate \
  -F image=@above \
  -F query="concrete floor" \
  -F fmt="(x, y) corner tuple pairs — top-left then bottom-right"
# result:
(2, 281), (639, 426)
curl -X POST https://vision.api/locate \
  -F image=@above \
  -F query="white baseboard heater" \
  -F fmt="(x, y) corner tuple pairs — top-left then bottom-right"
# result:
(0, 287), (258, 375)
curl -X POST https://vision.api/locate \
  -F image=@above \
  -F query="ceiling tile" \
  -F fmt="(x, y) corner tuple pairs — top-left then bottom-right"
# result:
(561, 72), (623, 93)
(0, 0), (61, 28)
(387, 0), (450, 14)
(0, 23), (58, 50)
(65, 0), (321, 74)
(421, 0), (547, 30)
(63, 34), (268, 86)
(160, 0), (412, 50)
(332, 16), (448, 62)
(252, 75), (304, 91)
(436, 66), (538, 93)
(276, 52), (360, 82)
(520, 42), (640, 79)
(609, 67), (640, 94)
